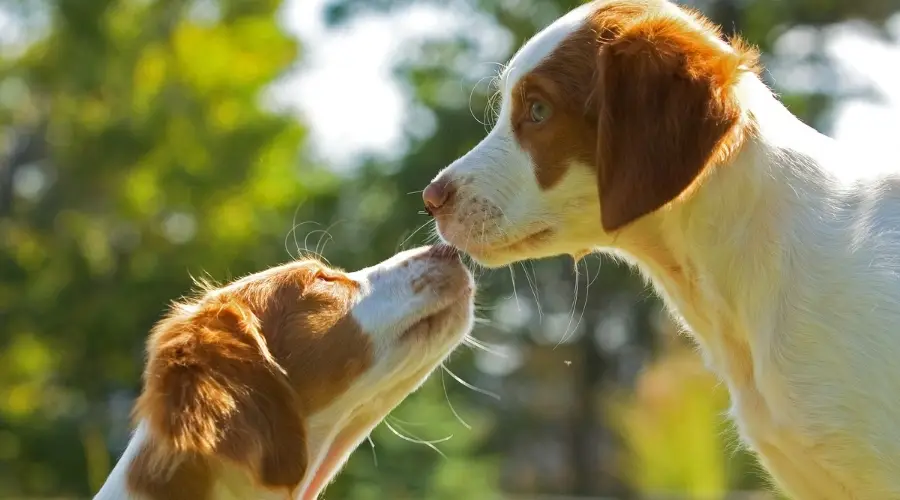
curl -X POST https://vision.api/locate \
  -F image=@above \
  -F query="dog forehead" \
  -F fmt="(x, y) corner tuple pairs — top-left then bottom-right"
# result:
(499, 0), (730, 92)
(213, 260), (375, 412)
(501, 1), (598, 93)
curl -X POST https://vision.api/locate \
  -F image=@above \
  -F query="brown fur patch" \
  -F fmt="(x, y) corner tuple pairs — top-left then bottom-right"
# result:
(127, 261), (372, 500)
(511, 0), (648, 190)
(510, 0), (759, 230)
(127, 445), (212, 500)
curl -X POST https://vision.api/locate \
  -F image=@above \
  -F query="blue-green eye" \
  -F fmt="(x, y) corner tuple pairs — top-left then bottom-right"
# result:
(529, 100), (551, 123)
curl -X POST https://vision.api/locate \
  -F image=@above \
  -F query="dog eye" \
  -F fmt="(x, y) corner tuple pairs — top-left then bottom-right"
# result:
(315, 270), (340, 283)
(529, 100), (551, 123)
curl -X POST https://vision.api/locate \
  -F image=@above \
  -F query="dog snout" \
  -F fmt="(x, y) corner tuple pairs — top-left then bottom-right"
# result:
(423, 177), (456, 215)
(407, 244), (463, 269)
(410, 245), (471, 295)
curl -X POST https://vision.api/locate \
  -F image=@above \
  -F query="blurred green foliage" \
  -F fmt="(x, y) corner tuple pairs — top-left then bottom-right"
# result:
(0, 0), (331, 494)
(0, 0), (897, 498)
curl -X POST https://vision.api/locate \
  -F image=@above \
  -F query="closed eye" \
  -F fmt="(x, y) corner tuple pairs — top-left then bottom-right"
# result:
(316, 271), (341, 282)
(315, 269), (358, 289)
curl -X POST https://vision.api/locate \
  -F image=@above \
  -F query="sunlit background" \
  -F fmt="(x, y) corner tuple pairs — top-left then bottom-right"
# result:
(1, 0), (899, 498)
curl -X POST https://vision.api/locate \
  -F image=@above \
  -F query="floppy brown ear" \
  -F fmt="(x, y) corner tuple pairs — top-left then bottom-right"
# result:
(134, 299), (307, 490)
(596, 16), (751, 232)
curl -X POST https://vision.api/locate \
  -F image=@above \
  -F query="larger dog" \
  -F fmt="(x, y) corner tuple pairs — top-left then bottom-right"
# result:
(424, 0), (900, 497)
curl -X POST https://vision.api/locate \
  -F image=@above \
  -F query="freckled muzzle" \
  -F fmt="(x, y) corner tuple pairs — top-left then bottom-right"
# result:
(407, 244), (473, 304)
(402, 244), (473, 340)
(348, 243), (475, 346)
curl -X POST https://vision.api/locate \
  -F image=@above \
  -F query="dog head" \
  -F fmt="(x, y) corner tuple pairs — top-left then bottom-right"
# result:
(120, 245), (474, 500)
(424, 0), (758, 267)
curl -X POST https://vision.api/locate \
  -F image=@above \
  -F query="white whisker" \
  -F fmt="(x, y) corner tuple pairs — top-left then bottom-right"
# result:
(556, 258), (582, 348)
(367, 435), (378, 467)
(440, 368), (472, 430)
(397, 219), (434, 252)
(441, 365), (500, 400)
(383, 419), (450, 458)
(507, 265), (521, 308)
(464, 335), (507, 357)
(520, 261), (543, 320)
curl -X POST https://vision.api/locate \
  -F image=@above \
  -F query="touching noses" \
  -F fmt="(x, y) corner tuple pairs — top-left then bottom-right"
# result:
(422, 177), (456, 215)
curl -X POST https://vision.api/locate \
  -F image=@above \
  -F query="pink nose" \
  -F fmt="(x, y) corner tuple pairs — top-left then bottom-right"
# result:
(423, 178), (454, 214)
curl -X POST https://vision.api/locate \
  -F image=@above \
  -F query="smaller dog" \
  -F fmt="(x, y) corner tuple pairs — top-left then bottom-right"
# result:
(94, 245), (474, 500)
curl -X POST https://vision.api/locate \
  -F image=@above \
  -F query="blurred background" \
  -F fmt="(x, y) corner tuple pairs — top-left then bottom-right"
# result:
(1, 0), (899, 498)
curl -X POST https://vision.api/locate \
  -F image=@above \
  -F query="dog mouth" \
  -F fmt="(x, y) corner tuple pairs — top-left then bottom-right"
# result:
(448, 227), (555, 258)
(397, 245), (474, 341)
(400, 288), (472, 342)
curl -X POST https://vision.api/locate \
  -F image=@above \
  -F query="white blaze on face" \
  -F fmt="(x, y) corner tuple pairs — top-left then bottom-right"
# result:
(426, 1), (602, 266)
(504, 0), (600, 84)
(347, 246), (474, 353)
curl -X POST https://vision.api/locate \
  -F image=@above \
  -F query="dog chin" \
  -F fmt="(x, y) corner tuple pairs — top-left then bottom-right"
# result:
(439, 226), (560, 268)
(455, 244), (535, 268)
(464, 250), (512, 268)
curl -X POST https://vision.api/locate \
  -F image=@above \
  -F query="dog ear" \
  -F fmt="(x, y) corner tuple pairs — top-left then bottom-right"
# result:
(134, 298), (307, 491)
(595, 15), (751, 232)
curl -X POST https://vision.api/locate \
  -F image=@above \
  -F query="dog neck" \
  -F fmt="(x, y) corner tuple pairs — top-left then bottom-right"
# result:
(95, 404), (397, 499)
(601, 74), (845, 390)
(94, 421), (295, 500)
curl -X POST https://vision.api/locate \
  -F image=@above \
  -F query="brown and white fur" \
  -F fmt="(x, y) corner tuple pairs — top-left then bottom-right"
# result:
(423, 0), (900, 498)
(94, 245), (474, 500)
